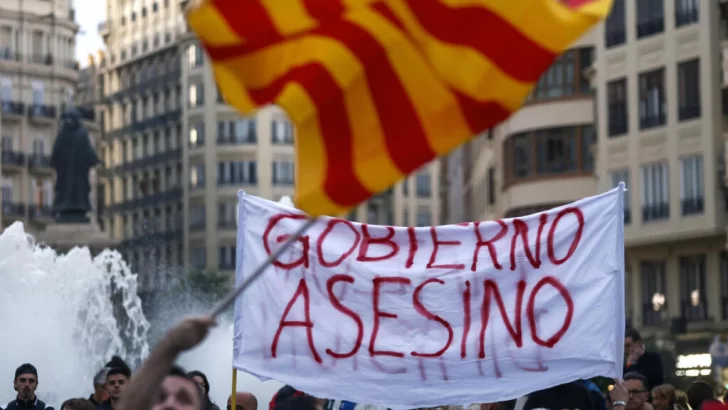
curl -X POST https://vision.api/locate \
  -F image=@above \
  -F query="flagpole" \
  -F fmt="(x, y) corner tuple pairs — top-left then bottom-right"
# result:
(208, 218), (317, 318)
(231, 368), (238, 409)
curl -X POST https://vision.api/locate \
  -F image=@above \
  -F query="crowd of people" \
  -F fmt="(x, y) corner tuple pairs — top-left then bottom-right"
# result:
(2, 323), (725, 410)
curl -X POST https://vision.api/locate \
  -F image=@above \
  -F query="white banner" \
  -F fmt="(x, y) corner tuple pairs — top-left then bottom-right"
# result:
(234, 187), (626, 407)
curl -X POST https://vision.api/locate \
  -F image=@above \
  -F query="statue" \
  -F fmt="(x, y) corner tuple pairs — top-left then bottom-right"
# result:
(50, 105), (99, 223)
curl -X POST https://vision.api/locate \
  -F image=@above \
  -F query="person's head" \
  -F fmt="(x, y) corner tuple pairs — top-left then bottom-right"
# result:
(14, 363), (38, 400)
(651, 384), (676, 410)
(228, 392), (258, 410)
(104, 356), (131, 402)
(186, 371), (210, 399)
(153, 365), (204, 410)
(522, 382), (594, 410)
(272, 394), (317, 410)
(60, 398), (97, 410)
(93, 368), (110, 400)
(687, 381), (714, 410)
(625, 329), (644, 356)
(623, 372), (650, 410)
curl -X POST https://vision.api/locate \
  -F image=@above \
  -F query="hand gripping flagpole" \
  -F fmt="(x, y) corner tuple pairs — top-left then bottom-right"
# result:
(208, 218), (317, 318)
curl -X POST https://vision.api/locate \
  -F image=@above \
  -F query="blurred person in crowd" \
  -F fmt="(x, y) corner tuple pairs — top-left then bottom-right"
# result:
(60, 399), (96, 410)
(227, 393), (257, 410)
(652, 384), (690, 410)
(622, 372), (653, 410)
(710, 334), (728, 385)
(104, 357), (131, 410)
(4, 363), (54, 410)
(117, 316), (215, 410)
(514, 381), (594, 410)
(579, 379), (609, 410)
(625, 329), (664, 391)
(687, 381), (717, 410)
(88, 368), (110, 409)
(272, 394), (317, 410)
(187, 371), (219, 410)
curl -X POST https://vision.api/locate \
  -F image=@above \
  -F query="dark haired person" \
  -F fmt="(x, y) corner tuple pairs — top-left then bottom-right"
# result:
(118, 316), (216, 410)
(104, 356), (132, 410)
(621, 372), (653, 410)
(187, 371), (219, 410)
(4, 363), (54, 410)
(60, 399), (96, 410)
(228, 393), (257, 410)
(625, 328), (664, 390)
(517, 381), (594, 410)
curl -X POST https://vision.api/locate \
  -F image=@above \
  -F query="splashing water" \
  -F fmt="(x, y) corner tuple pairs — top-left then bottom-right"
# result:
(0, 221), (150, 405)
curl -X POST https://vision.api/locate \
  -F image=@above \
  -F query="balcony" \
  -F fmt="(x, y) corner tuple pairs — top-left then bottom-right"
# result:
(642, 203), (669, 222)
(2, 202), (25, 218)
(30, 53), (54, 66)
(1, 101), (25, 117)
(107, 187), (183, 212)
(27, 104), (57, 121)
(681, 301), (709, 323)
(218, 219), (237, 230)
(642, 303), (667, 328)
(0, 48), (21, 63)
(28, 153), (52, 173)
(29, 204), (53, 222)
(2, 150), (25, 169)
(681, 197), (704, 216)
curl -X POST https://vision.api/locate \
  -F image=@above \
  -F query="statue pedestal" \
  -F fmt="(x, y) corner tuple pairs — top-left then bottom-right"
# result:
(36, 222), (119, 254)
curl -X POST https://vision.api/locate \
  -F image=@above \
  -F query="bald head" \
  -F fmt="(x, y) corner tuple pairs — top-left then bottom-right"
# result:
(228, 392), (258, 410)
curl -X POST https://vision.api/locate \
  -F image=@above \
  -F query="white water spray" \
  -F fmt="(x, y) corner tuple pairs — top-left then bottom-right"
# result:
(0, 221), (149, 405)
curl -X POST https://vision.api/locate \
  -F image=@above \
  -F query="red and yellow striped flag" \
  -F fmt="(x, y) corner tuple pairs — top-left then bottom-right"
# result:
(187, 0), (612, 217)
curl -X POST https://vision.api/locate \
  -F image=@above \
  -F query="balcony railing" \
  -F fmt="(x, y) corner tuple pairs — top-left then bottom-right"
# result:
(30, 53), (54, 66)
(639, 112), (666, 130)
(637, 17), (665, 38)
(678, 104), (701, 121)
(2, 202), (25, 217)
(1, 101), (24, 115)
(107, 187), (183, 212)
(190, 221), (205, 232)
(642, 303), (666, 327)
(681, 301), (708, 322)
(28, 153), (51, 170)
(642, 203), (669, 222)
(681, 197), (704, 216)
(27, 104), (57, 119)
(78, 106), (96, 122)
(2, 150), (25, 166)
(0, 48), (21, 62)
(29, 204), (53, 220)
(218, 219), (237, 230)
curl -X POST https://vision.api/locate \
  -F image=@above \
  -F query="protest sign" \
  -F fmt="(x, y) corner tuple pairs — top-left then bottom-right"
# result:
(233, 187), (626, 407)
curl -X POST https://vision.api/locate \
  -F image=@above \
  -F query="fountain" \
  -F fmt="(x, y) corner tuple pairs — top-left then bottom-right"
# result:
(0, 221), (148, 404)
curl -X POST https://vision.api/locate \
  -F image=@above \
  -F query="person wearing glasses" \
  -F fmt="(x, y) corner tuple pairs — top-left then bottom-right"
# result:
(4, 363), (54, 410)
(611, 373), (653, 410)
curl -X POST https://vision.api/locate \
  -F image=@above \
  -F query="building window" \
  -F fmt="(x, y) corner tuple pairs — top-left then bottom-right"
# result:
(272, 120), (293, 144)
(677, 59), (701, 121)
(218, 202), (237, 228)
(189, 122), (204, 147)
(190, 163), (205, 189)
(679, 255), (707, 322)
(401, 179), (408, 197)
(607, 79), (628, 137)
(416, 207), (431, 227)
(416, 173), (431, 197)
(191, 247), (206, 269)
(219, 119), (256, 144)
(638, 68), (666, 130)
(217, 161), (257, 185)
(605, 0), (626, 48)
(487, 167), (495, 205)
(679, 155), (704, 216)
(0, 78), (12, 102)
(675, 0), (698, 27)
(640, 161), (669, 222)
(188, 83), (203, 108)
(528, 47), (593, 101)
(504, 125), (593, 184)
(190, 205), (205, 230)
(640, 260), (667, 327)
(219, 245), (236, 270)
(610, 169), (631, 224)
(187, 44), (203, 69)
(272, 161), (294, 185)
(636, 0), (664, 38)
(31, 81), (44, 106)
(402, 208), (409, 226)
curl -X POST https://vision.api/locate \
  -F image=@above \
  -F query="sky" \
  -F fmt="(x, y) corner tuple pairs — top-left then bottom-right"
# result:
(75, 0), (106, 67)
